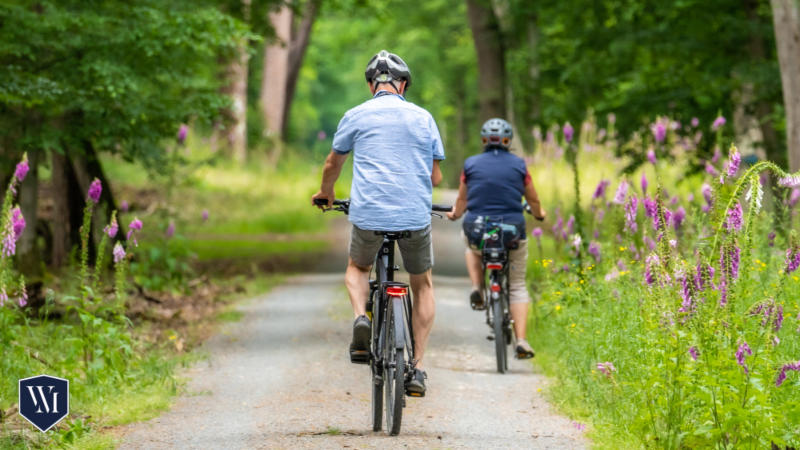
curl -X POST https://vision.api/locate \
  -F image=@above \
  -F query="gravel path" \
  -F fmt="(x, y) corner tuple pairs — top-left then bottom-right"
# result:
(117, 274), (587, 449)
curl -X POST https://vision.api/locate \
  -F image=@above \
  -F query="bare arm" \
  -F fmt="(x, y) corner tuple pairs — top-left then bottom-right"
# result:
(524, 180), (546, 220)
(311, 150), (349, 208)
(431, 160), (443, 187)
(446, 179), (468, 220)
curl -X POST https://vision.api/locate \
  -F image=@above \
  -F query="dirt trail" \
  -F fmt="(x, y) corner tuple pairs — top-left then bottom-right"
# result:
(118, 275), (586, 449)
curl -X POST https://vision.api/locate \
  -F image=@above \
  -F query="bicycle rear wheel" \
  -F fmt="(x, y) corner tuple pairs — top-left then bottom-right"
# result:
(493, 297), (507, 373)
(385, 299), (404, 436)
(370, 292), (383, 432)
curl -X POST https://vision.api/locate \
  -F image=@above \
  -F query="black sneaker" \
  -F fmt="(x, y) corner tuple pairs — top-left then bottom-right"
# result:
(405, 368), (427, 397)
(350, 315), (371, 365)
(516, 339), (535, 359)
(470, 290), (485, 310)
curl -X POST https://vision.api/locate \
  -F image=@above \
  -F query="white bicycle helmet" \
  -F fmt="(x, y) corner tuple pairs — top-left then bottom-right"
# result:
(365, 50), (412, 94)
(481, 118), (513, 148)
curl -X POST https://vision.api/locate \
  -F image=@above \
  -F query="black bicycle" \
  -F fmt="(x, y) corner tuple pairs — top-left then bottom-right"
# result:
(313, 198), (451, 436)
(478, 219), (515, 373)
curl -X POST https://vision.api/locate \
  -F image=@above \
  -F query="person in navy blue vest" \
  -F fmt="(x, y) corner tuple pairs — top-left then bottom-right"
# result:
(446, 118), (546, 359)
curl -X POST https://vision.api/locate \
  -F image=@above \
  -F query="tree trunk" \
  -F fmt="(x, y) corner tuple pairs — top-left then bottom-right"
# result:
(223, 41), (249, 163)
(742, 0), (784, 168)
(17, 149), (41, 280)
(466, 0), (506, 124)
(50, 152), (72, 268)
(260, 5), (293, 140)
(282, 0), (321, 138)
(771, 0), (800, 172)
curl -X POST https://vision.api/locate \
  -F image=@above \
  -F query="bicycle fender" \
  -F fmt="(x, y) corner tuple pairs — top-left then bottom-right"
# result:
(392, 298), (405, 350)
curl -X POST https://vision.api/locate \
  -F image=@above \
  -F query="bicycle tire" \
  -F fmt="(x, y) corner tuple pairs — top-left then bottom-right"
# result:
(370, 291), (383, 432)
(385, 299), (404, 436)
(493, 297), (507, 373)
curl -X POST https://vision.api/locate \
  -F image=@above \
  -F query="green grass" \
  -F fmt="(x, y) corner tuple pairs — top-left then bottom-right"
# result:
(187, 239), (328, 260)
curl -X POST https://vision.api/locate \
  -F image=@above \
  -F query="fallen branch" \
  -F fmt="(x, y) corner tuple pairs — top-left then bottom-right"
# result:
(135, 284), (162, 304)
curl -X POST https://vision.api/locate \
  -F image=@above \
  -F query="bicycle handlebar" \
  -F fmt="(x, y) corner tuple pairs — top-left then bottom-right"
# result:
(432, 204), (453, 213)
(313, 198), (452, 215)
(314, 198), (348, 206)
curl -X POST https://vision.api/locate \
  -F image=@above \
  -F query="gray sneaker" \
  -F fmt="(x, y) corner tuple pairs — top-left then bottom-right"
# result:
(516, 338), (535, 359)
(405, 369), (427, 397)
(470, 289), (485, 310)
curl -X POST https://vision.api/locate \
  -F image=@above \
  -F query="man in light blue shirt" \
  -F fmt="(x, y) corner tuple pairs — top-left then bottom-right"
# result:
(312, 50), (444, 395)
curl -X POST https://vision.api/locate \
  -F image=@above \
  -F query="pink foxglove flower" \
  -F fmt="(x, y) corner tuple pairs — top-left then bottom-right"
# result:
(640, 174), (648, 194)
(624, 195), (638, 234)
(87, 178), (102, 203)
(563, 122), (574, 143)
(178, 124), (189, 144)
(15, 155), (29, 182)
(688, 346), (698, 361)
(776, 361), (800, 387)
(11, 207), (25, 241)
(725, 203), (744, 233)
(735, 342), (752, 374)
(113, 242), (126, 263)
(127, 218), (143, 246)
(592, 180), (611, 200)
(19, 283), (27, 308)
(104, 216), (118, 238)
(532, 227), (543, 242)
(705, 162), (719, 177)
(701, 183), (713, 204)
(672, 206), (686, 230)
(647, 149), (657, 165)
(202, 209), (209, 222)
(597, 362), (616, 376)
(588, 241), (601, 262)
(653, 123), (667, 143)
(691, 117), (699, 127)
(727, 147), (741, 178)
(612, 181), (629, 205)
(120, 200), (130, 212)
(711, 116), (726, 131)
(778, 175), (800, 188)
(166, 220), (175, 238)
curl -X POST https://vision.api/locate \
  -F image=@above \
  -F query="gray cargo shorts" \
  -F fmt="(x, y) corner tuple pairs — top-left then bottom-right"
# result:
(349, 224), (433, 275)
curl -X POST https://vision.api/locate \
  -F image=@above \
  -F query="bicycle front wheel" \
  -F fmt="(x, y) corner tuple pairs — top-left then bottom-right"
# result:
(493, 297), (507, 373)
(385, 299), (404, 436)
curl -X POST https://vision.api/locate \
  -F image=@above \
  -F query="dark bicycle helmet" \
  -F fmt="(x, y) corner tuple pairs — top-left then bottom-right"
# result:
(481, 118), (513, 148)
(365, 50), (412, 94)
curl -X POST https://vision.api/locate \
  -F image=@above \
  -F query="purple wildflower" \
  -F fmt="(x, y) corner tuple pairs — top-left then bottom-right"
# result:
(87, 178), (102, 204)
(688, 346), (698, 361)
(2, 219), (16, 257)
(612, 181), (629, 205)
(644, 196), (657, 219)
(776, 362), (800, 387)
(120, 200), (130, 212)
(653, 123), (667, 143)
(694, 261), (715, 292)
(597, 362), (616, 376)
(202, 209), (209, 222)
(178, 124), (189, 144)
(562, 264), (570, 272)
(597, 128), (606, 141)
(18, 283), (27, 308)
(563, 122), (574, 143)
(565, 215), (576, 236)
(588, 241), (601, 263)
(775, 304), (784, 332)
(687, 193), (694, 202)
(778, 175), (800, 188)
(552, 216), (563, 242)
(105, 216), (118, 238)
(166, 220), (175, 238)
(691, 117), (699, 127)
(15, 155), (29, 182)
(647, 149), (657, 165)
(572, 234), (582, 251)
(644, 235), (657, 251)
(768, 231), (776, 247)
(679, 274), (694, 314)
(672, 206), (686, 230)
(573, 421), (586, 431)
(127, 218), (143, 247)
(532, 227), (543, 241)
(712, 148), (721, 164)
(592, 180), (611, 200)
(596, 209), (605, 223)
(711, 116), (726, 131)
(727, 147), (741, 178)
(701, 183), (713, 204)
(640, 174), (648, 194)
(624, 195), (638, 234)
(617, 259), (627, 271)
(113, 242), (126, 264)
(789, 189), (800, 208)
(725, 203), (744, 233)
(11, 207), (25, 241)
(735, 342), (752, 374)
(785, 244), (800, 274)
(645, 255), (659, 285)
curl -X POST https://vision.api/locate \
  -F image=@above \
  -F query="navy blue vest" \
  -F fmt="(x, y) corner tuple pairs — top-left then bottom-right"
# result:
(462, 147), (528, 239)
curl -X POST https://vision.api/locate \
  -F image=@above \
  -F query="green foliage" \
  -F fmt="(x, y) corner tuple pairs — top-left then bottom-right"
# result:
(529, 144), (800, 448)
(0, 0), (255, 170)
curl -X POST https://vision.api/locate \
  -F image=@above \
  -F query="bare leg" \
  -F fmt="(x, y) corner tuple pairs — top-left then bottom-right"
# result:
(345, 257), (371, 318)
(465, 249), (483, 290)
(510, 303), (529, 339)
(409, 270), (435, 370)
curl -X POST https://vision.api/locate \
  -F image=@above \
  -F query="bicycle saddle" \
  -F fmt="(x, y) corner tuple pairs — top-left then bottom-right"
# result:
(374, 230), (412, 240)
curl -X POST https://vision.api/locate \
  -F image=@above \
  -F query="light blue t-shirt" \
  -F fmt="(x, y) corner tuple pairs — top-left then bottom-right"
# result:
(332, 92), (446, 231)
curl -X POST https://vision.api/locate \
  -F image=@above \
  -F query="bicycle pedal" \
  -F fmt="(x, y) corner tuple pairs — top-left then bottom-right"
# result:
(405, 390), (425, 398)
(349, 350), (370, 365)
(486, 335), (495, 341)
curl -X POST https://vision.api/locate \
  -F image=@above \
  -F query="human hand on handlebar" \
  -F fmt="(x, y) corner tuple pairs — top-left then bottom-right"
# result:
(311, 190), (335, 209)
(534, 207), (546, 221)
(446, 210), (460, 221)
